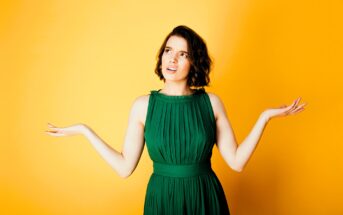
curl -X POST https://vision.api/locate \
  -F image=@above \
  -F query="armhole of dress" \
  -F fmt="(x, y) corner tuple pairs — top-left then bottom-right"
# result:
(144, 91), (155, 135)
(203, 92), (217, 142)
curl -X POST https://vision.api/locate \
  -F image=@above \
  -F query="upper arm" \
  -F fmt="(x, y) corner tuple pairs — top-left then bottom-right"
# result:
(207, 93), (240, 171)
(121, 94), (149, 177)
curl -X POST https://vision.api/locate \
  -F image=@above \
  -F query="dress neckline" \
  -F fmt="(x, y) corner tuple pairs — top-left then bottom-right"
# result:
(151, 88), (205, 102)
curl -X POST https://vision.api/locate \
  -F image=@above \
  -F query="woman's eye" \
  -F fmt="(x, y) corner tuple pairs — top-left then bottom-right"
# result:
(164, 49), (170, 53)
(180, 53), (188, 58)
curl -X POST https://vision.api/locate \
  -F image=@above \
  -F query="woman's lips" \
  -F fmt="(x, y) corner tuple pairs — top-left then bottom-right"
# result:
(167, 67), (177, 71)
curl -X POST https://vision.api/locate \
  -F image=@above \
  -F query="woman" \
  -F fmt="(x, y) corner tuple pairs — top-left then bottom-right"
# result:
(46, 25), (306, 214)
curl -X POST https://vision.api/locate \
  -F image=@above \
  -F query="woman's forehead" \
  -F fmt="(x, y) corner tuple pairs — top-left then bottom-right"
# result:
(166, 36), (188, 51)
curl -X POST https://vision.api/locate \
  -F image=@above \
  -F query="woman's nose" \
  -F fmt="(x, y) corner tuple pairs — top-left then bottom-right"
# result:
(169, 54), (177, 63)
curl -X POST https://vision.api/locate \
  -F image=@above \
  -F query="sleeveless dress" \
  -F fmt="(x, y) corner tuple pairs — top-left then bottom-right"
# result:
(143, 88), (230, 215)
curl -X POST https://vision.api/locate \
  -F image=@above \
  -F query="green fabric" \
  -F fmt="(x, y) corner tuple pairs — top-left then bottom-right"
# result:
(143, 88), (230, 215)
(153, 161), (212, 177)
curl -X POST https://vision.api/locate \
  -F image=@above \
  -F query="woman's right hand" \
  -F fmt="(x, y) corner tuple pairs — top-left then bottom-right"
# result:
(45, 123), (87, 137)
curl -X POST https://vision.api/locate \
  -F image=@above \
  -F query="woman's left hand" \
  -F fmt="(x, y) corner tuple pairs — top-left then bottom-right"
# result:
(262, 97), (307, 121)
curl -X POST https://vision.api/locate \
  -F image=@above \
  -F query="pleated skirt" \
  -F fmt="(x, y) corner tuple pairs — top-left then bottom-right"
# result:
(143, 171), (230, 215)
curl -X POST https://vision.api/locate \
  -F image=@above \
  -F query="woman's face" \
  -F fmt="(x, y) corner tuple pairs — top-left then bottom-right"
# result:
(161, 35), (191, 83)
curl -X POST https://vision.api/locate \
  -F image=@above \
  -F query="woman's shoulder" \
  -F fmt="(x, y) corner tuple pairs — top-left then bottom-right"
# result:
(130, 93), (150, 126)
(205, 91), (227, 121)
(133, 93), (150, 104)
(131, 93), (150, 113)
(206, 91), (222, 105)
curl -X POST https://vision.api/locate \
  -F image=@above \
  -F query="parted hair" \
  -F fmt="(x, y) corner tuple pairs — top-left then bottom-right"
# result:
(154, 25), (213, 88)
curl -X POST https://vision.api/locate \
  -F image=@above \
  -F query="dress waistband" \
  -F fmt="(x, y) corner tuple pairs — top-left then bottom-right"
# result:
(153, 161), (213, 177)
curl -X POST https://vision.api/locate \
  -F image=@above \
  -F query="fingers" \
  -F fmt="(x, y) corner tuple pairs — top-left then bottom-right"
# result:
(46, 122), (62, 136)
(292, 97), (301, 107)
(45, 131), (65, 137)
(47, 123), (58, 131)
(268, 98), (307, 119)
(283, 97), (303, 115)
(288, 106), (304, 115)
(280, 98), (299, 111)
(287, 101), (307, 115)
(45, 129), (60, 135)
(47, 122), (55, 127)
(292, 102), (307, 114)
(45, 123), (77, 137)
(290, 97), (301, 109)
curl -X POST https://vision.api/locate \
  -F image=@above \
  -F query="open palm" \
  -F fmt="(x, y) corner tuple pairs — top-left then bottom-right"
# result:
(264, 97), (307, 120)
(45, 123), (86, 137)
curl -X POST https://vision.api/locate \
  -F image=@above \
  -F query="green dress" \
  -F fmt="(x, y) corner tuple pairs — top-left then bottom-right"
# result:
(143, 88), (230, 215)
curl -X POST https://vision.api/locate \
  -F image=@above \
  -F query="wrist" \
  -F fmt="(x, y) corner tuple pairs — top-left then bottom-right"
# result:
(79, 124), (90, 136)
(260, 111), (271, 123)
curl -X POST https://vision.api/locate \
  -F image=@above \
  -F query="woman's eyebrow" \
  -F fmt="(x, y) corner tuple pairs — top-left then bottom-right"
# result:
(165, 46), (189, 54)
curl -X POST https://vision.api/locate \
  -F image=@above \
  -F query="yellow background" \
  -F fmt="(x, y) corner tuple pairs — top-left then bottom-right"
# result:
(1, 0), (342, 214)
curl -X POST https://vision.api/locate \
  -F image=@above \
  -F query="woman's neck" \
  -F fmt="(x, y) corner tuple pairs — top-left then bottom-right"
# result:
(160, 84), (194, 96)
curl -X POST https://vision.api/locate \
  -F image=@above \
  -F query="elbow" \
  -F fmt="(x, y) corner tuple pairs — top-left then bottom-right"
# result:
(118, 171), (128, 178)
(234, 167), (243, 173)
(118, 170), (131, 179)
(229, 164), (243, 173)
(233, 155), (243, 172)
(116, 166), (132, 179)
(226, 160), (244, 173)
(120, 168), (134, 178)
(232, 162), (244, 173)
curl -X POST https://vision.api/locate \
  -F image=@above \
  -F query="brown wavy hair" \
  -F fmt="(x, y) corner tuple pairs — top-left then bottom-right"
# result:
(154, 25), (213, 88)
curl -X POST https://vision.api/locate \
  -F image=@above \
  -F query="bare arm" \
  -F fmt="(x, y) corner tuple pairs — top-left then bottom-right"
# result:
(208, 93), (305, 172)
(46, 95), (148, 178)
(208, 93), (241, 172)
(234, 113), (269, 172)
(82, 96), (147, 178)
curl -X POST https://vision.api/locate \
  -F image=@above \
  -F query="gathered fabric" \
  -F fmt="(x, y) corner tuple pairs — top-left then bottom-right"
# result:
(143, 88), (230, 215)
